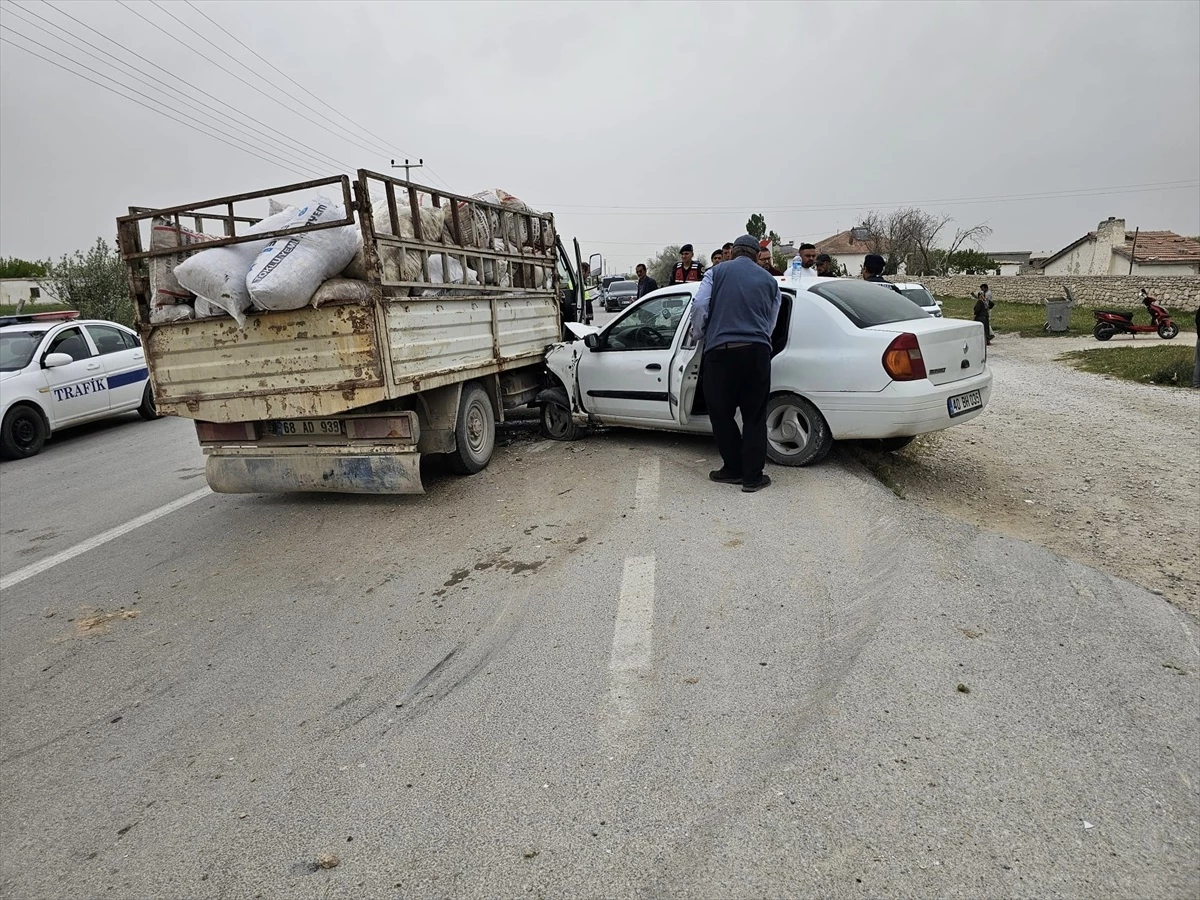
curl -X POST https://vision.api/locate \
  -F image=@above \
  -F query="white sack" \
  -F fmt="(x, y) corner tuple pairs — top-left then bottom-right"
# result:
(416, 254), (479, 297)
(174, 207), (297, 328)
(193, 295), (225, 319)
(311, 278), (373, 308)
(149, 302), (194, 323)
(246, 199), (358, 312)
(150, 218), (215, 308)
(342, 198), (445, 287)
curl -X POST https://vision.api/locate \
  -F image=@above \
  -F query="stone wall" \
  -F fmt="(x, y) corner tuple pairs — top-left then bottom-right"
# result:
(909, 274), (1200, 309)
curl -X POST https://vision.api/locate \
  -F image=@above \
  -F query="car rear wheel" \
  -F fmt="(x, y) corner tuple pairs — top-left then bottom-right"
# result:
(449, 383), (495, 475)
(764, 393), (833, 467)
(137, 383), (161, 420)
(1, 405), (48, 460)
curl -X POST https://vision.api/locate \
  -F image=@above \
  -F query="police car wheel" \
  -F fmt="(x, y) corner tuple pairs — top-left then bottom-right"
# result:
(137, 383), (161, 421)
(1, 405), (48, 460)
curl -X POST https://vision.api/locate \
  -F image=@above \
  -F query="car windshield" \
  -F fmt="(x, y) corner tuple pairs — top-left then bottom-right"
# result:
(608, 281), (637, 295)
(899, 287), (936, 308)
(0, 330), (44, 371)
(808, 281), (930, 328)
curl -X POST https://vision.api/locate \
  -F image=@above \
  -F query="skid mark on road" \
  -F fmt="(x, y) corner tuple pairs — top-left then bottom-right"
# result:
(0, 488), (213, 592)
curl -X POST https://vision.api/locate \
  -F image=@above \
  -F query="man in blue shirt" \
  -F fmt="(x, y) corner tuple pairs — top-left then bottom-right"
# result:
(689, 234), (782, 492)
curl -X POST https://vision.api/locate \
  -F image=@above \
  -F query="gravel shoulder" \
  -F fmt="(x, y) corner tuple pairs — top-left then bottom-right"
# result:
(862, 328), (1200, 616)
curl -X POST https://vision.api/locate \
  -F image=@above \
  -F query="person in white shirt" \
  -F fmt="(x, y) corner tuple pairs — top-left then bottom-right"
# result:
(793, 243), (820, 278)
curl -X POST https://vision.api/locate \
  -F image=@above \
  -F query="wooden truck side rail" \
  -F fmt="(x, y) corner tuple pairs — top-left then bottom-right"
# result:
(116, 173), (563, 424)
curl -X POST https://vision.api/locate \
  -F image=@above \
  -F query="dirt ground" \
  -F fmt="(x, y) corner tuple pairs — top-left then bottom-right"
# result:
(859, 329), (1200, 617)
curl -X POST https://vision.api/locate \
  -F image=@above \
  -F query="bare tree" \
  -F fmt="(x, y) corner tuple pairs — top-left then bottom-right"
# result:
(860, 209), (991, 276)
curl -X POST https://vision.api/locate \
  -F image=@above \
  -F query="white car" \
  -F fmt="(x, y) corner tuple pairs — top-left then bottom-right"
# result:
(891, 281), (944, 317)
(0, 312), (158, 459)
(538, 277), (991, 466)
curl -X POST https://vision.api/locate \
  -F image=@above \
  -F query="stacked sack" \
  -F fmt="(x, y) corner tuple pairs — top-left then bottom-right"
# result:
(172, 198), (358, 327)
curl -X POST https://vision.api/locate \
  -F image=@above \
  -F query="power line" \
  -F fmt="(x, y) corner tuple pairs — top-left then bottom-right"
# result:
(32, 0), (353, 175)
(179, 0), (452, 191)
(111, 0), (357, 172)
(133, 0), (439, 184)
(552, 180), (1200, 215)
(2, 6), (343, 178)
(0, 35), (317, 180)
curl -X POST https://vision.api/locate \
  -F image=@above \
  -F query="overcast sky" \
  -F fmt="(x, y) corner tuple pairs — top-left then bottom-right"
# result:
(1, 0), (1198, 273)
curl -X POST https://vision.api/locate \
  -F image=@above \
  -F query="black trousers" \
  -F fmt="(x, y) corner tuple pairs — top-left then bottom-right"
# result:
(702, 344), (772, 481)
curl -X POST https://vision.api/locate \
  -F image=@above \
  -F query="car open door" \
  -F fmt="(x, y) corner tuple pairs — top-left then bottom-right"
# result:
(668, 303), (708, 430)
(575, 293), (691, 422)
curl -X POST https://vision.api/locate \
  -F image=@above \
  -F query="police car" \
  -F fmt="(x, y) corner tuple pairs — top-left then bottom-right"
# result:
(0, 311), (158, 460)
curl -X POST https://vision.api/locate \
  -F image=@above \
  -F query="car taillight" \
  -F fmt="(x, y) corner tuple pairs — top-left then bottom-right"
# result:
(882, 333), (927, 381)
(196, 421), (255, 442)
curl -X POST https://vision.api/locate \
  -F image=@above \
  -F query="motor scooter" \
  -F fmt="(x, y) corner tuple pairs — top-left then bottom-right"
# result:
(1093, 289), (1179, 341)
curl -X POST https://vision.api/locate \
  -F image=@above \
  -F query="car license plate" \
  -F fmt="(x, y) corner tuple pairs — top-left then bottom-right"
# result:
(947, 390), (982, 418)
(270, 418), (344, 436)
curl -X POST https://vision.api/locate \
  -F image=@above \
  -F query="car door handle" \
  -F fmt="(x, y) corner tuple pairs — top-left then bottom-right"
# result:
(645, 363), (662, 372)
(86, 363), (102, 371)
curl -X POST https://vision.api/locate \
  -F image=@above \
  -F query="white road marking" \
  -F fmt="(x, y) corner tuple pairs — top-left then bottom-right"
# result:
(0, 487), (213, 592)
(606, 555), (656, 739)
(634, 456), (660, 515)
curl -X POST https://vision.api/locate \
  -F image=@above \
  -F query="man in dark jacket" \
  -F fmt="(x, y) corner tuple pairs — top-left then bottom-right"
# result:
(861, 253), (890, 283)
(689, 234), (782, 493)
(635, 263), (658, 299)
(973, 282), (995, 344)
(669, 244), (704, 285)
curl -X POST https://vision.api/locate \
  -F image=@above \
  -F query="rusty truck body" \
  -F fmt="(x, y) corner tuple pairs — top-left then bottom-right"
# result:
(117, 171), (584, 494)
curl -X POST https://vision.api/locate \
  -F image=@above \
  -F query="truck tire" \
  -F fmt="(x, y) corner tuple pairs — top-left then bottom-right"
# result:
(137, 383), (161, 421)
(1, 404), (48, 460)
(449, 383), (495, 475)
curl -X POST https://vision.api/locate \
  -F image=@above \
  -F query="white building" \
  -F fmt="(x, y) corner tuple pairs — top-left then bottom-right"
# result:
(813, 230), (879, 276)
(0, 278), (53, 309)
(1035, 218), (1200, 276)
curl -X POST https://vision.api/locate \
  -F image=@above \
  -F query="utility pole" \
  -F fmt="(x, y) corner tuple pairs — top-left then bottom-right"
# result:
(390, 158), (424, 181)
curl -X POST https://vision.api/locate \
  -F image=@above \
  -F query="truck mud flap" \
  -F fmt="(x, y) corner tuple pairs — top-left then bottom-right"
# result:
(205, 449), (423, 495)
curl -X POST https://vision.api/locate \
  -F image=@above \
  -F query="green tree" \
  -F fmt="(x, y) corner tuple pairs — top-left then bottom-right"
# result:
(745, 213), (780, 246)
(646, 244), (681, 287)
(46, 238), (131, 324)
(944, 249), (997, 275)
(0, 257), (50, 278)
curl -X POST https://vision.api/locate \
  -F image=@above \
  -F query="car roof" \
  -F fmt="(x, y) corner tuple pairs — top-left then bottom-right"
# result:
(0, 318), (125, 333)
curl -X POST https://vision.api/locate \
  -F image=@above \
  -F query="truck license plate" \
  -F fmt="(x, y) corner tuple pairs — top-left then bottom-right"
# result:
(947, 390), (982, 418)
(270, 418), (344, 436)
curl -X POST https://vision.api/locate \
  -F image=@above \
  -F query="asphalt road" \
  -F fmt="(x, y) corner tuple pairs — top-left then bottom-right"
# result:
(1, 408), (1197, 900)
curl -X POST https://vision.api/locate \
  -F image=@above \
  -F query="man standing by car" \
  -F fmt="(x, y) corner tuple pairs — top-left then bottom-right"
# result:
(756, 245), (784, 276)
(580, 262), (595, 324)
(815, 253), (838, 277)
(669, 244), (704, 285)
(689, 234), (782, 493)
(973, 283), (995, 344)
(711, 249), (724, 267)
(861, 253), (890, 283)
(635, 263), (658, 299)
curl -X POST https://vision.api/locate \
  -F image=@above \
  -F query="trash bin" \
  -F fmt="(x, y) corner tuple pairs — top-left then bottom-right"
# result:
(1046, 299), (1071, 332)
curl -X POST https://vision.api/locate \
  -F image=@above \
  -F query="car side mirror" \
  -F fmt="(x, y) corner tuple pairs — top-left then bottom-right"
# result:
(584, 333), (601, 351)
(43, 352), (74, 368)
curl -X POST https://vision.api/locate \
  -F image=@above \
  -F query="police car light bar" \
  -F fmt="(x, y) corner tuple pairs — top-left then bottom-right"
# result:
(0, 311), (80, 327)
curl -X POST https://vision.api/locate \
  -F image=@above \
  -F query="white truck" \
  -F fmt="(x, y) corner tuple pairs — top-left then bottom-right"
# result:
(118, 171), (587, 494)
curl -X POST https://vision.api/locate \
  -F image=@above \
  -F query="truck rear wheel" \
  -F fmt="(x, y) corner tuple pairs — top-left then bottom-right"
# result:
(449, 383), (495, 475)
